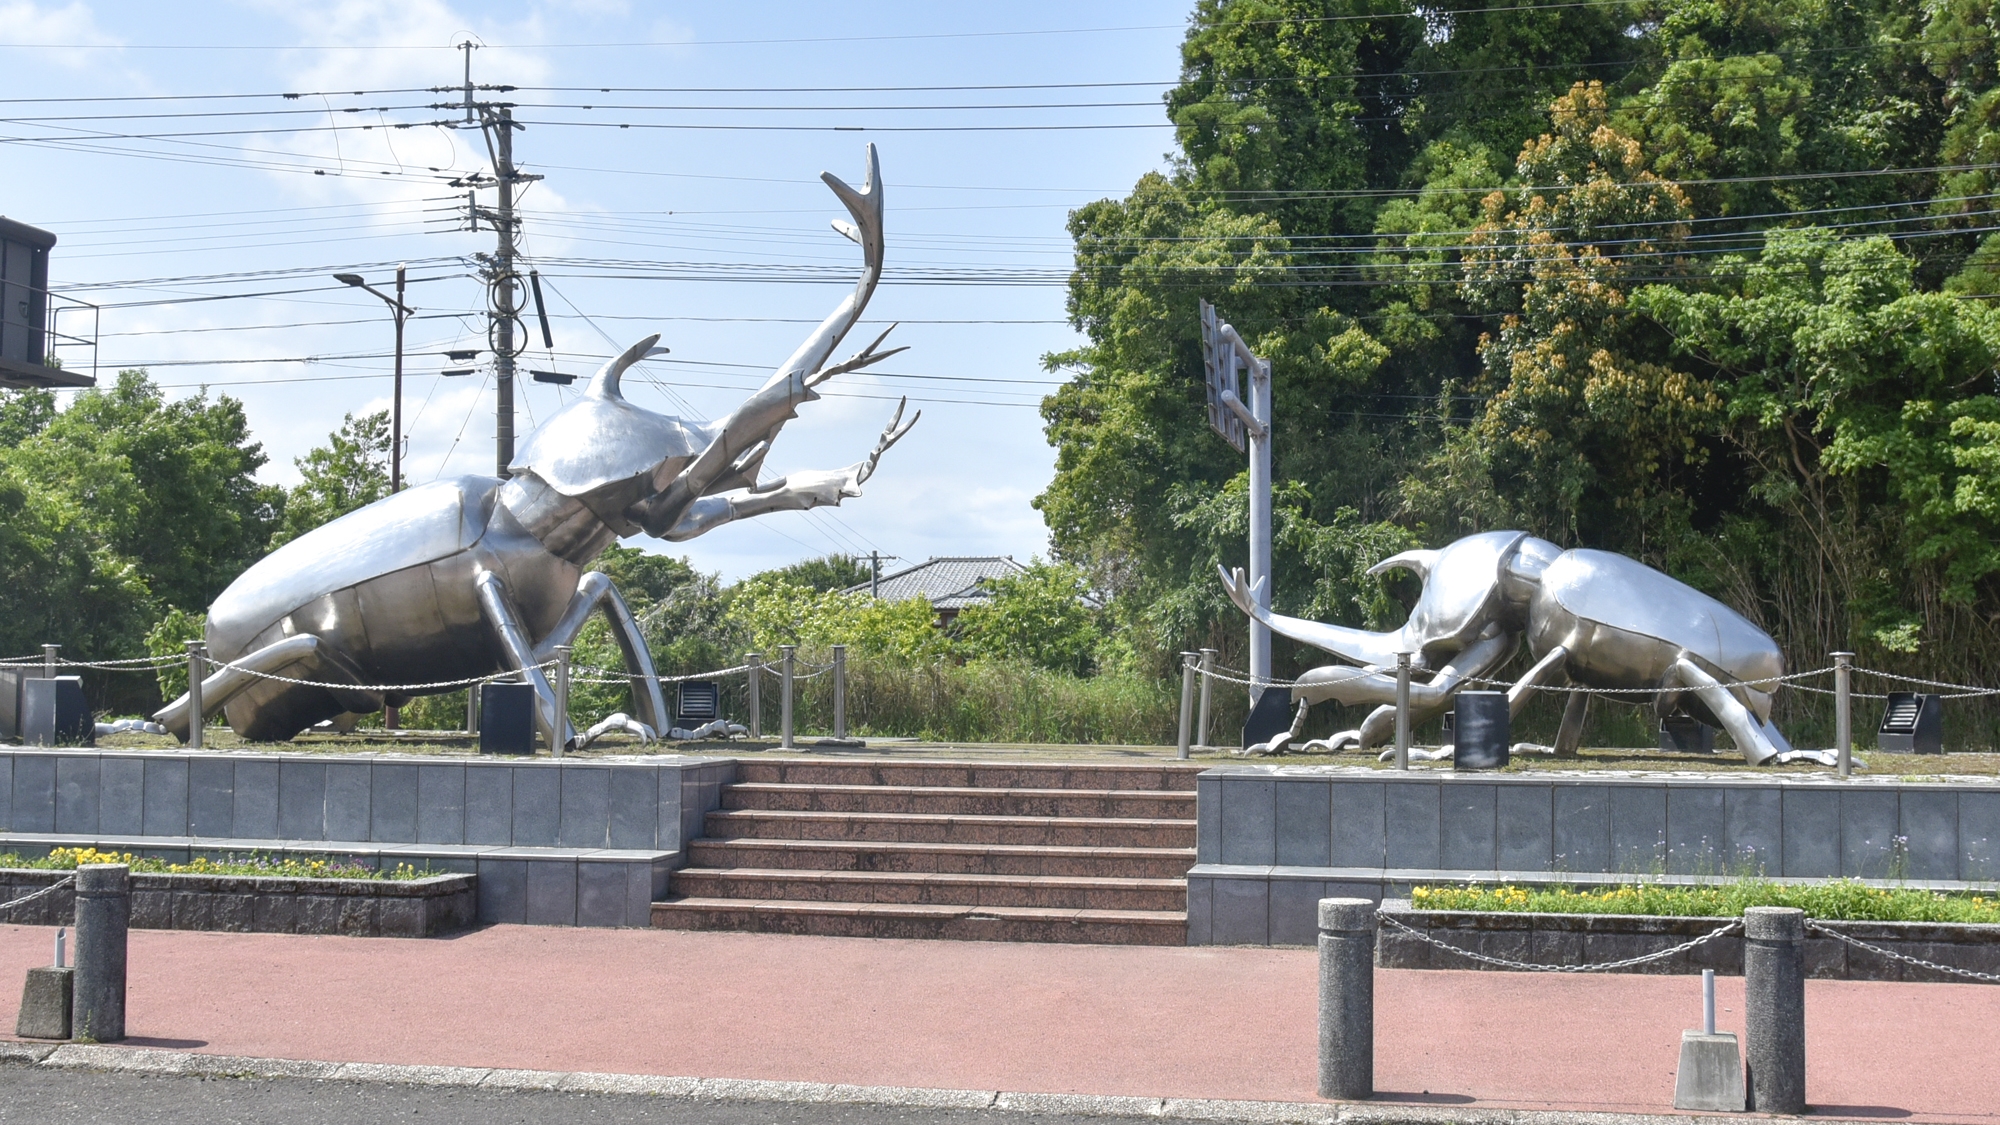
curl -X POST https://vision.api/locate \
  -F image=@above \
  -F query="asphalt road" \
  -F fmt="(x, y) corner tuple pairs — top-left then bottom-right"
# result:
(0, 1066), (1155, 1125)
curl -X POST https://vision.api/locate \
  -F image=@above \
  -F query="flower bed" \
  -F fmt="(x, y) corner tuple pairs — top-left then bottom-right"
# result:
(1409, 879), (2000, 924)
(1379, 897), (2000, 983)
(0, 857), (474, 938)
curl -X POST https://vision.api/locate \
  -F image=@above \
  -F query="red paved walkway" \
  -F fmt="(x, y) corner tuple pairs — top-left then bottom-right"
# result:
(2, 924), (1994, 1121)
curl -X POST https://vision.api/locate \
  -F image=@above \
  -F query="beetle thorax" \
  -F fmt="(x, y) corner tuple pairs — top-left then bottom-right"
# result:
(497, 472), (626, 566)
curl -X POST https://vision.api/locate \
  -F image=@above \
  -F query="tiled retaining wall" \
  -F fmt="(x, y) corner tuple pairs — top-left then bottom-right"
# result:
(0, 749), (736, 927)
(0, 869), (476, 937)
(1378, 901), (2000, 983)
(1190, 766), (2000, 945)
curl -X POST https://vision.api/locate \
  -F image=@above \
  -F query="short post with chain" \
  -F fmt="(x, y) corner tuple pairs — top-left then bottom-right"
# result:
(185, 641), (205, 751)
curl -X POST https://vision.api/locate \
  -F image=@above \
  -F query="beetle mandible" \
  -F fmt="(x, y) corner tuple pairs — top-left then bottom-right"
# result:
(156, 145), (917, 750)
(1219, 530), (1837, 766)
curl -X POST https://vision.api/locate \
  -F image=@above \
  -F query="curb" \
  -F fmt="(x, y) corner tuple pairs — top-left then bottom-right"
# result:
(0, 1042), (1867, 1124)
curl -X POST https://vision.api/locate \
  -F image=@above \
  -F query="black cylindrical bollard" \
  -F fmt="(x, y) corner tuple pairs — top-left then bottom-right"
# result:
(1318, 897), (1376, 1100)
(73, 863), (128, 1042)
(1743, 906), (1805, 1114)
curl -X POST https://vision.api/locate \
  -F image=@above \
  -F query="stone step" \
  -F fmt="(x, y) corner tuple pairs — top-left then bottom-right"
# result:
(651, 897), (1187, 945)
(722, 783), (1193, 819)
(685, 837), (1197, 880)
(733, 758), (1202, 792)
(703, 808), (1195, 848)
(669, 867), (1187, 911)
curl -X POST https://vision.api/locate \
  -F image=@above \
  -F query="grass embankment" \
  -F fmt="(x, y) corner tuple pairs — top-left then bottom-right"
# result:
(3, 846), (433, 880)
(1409, 880), (2000, 924)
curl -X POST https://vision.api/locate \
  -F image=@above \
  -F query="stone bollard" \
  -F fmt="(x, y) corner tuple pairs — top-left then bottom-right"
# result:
(1743, 906), (1806, 1114)
(1318, 897), (1376, 1100)
(16, 927), (71, 1040)
(73, 863), (129, 1042)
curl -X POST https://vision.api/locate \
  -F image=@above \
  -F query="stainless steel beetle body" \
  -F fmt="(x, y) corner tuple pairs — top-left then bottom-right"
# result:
(156, 146), (917, 748)
(1221, 530), (1831, 765)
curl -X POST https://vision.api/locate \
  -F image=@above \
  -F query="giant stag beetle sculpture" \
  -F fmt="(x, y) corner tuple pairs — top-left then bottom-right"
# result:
(1220, 531), (1837, 766)
(157, 145), (917, 750)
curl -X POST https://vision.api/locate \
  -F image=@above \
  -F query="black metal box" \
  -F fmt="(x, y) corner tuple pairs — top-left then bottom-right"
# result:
(22, 676), (91, 747)
(479, 681), (537, 755)
(1877, 692), (1943, 754)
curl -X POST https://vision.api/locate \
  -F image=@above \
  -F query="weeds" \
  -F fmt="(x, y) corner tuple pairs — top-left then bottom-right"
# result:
(7, 846), (434, 881)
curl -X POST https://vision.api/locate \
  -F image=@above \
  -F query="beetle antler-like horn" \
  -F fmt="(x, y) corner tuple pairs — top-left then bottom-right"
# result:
(587, 334), (669, 401)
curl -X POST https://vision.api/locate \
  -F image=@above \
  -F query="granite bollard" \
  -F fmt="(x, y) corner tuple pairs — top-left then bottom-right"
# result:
(73, 863), (129, 1041)
(1317, 897), (1376, 1100)
(1743, 906), (1806, 1114)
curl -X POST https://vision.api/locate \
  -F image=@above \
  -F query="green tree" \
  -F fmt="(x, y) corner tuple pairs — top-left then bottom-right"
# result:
(955, 561), (1102, 675)
(766, 553), (872, 593)
(273, 410), (388, 547)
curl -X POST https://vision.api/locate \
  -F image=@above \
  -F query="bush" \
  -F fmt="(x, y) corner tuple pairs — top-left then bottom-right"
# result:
(1409, 879), (2000, 924)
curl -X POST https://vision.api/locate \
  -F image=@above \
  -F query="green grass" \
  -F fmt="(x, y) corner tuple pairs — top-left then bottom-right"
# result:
(1409, 879), (2000, 923)
(5, 846), (436, 880)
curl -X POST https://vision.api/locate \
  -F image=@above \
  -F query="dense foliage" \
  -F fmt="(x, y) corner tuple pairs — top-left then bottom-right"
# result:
(1043, 0), (2000, 741)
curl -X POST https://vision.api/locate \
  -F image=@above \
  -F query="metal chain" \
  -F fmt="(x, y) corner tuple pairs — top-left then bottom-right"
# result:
(1380, 914), (1742, 972)
(0, 875), (75, 916)
(208, 660), (556, 693)
(568, 663), (754, 684)
(1806, 921), (2000, 983)
(1196, 663), (1835, 695)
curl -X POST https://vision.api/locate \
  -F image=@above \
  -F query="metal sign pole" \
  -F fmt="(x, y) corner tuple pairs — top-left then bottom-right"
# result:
(1199, 300), (1274, 706)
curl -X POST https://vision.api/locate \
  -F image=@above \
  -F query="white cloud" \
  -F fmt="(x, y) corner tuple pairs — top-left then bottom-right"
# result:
(0, 0), (120, 68)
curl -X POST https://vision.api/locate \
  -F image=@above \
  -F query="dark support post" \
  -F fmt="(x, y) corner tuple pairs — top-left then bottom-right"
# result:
(1744, 906), (1806, 1114)
(1833, 651), (1854, 779)
(1197, 647), (1216, 748)
(73, 863), (128, 1042)
(1177, 652), (1198, 760)
(779, 644), (796, 750)
(745, 653), (762, 739)
(1317, 897), (1376, 1100)
(831, 644), (848, 740)
(1394, 652), (1412, 771)
(185, 641), (204, 751)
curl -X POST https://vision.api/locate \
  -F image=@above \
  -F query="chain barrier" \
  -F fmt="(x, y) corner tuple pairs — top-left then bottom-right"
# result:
(207, 660), (557, 694)
(1806, 921), (2000, 983)
(1380, 914), (1742, 972)
(1192, 662), (1837, 695)
(1852, 667), (2000, 700)
(0, 875), (75, 917)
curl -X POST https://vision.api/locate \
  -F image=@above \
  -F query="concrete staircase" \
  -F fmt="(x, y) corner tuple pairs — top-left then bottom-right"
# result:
(651, 759), (1199, 944)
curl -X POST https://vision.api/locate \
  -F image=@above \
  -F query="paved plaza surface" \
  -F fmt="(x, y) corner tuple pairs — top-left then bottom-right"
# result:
(1, 923), (1994, 1123)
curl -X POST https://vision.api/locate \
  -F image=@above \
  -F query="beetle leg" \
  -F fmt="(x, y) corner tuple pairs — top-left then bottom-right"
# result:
(152, 634), (379, 744)
(1663, 655), (1785, 766)
(1551, 692), (1590, 757)
(530, 571), (670, 737)
(476, 570), (571, 752)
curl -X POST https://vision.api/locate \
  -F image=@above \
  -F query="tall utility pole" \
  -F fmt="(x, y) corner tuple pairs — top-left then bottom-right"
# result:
(1199, 300), (1274, 701)
(436, 42), (540, 479)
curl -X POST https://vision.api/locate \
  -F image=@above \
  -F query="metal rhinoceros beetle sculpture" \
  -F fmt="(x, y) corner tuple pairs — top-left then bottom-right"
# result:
(1220, 530), (1834, 765)
(156, 145), (916, 749)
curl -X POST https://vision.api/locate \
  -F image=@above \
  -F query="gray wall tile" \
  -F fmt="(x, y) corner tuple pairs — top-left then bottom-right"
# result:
(1899, 790), (1958, 881)
(1325, 880), (1385, 904)
(656, 769), (683, 853)
(1268, 879), (1326, 946)
(1211, 876), (1269, 945)
(525, 859), (578, 925)
(607, 767), (658, 850)
(142, 758), (188, 837)
(463, 765), (512, 846)
(0, 755), (12, 830)
(1219, 777), (1276, 866)
(416, 764), (465, 845)
(476, 858), (527, 924)
(277, 760), (327, 840)
(232, 760), (279, 839)
(324, 762), (371, 842)
(1666, 786), (1726, 875)
(1841, 790), (1900, 878)
(13, 755), (57, 833)
(1781, 789), (1841, 878)
(1552, 784), (1612, 873)
(1440, 782), (1497, 871)
(1273, 778), (1331, 867)
(100, 758), (144, 835)
(1196, 775), (1220, 864)
(1329, 781), (1385, 868)
(1724, 787), (1783, 876)
(54, 754), (99, 834)
(1186, 875), (1212, 945)
(188, 758), (232, 838)
(1497, 784), (1553, 872)
(370, 763), (417, 843)
(576, 860), (628, 927)
(512, 767), (559, 846)
(1961, 792), (2000, 881)
(1384, 781), (1440, 869)
(1609, 785), (1666, 873)
(558, 766), (611, 849)
(624, 861), (655, 927)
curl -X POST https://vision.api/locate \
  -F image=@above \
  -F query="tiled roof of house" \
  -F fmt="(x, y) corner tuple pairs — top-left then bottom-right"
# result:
(843, 555), (1028, 610)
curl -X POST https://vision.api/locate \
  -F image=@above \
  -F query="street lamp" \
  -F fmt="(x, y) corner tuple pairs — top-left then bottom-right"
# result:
(333, 265), (413, 493)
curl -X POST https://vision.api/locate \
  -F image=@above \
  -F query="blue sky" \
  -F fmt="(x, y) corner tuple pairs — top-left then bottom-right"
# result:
(0, 1), (1191, 580)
